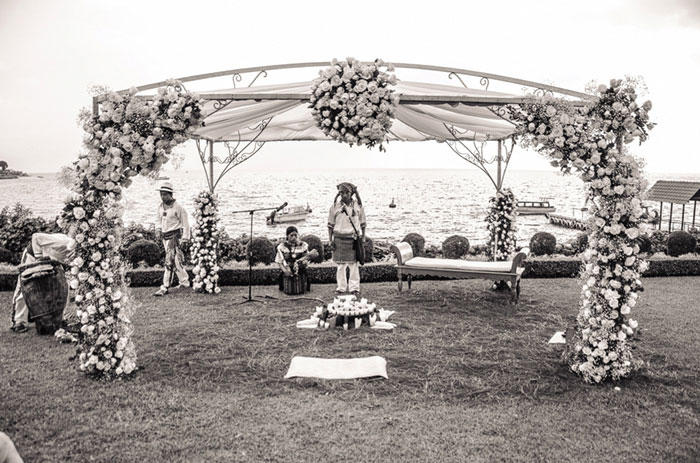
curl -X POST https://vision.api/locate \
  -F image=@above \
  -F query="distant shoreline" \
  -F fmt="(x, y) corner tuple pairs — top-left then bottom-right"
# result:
(20, 168), (700, 177)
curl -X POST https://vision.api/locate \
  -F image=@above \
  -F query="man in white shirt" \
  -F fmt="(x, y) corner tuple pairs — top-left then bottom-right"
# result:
(154, 181), (190, 296)
(328, 182), (366, 295)
(11, 232), (76, 333)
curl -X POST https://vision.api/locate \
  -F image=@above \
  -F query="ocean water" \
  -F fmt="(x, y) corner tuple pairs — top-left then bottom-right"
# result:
(1, 169), (697, 246)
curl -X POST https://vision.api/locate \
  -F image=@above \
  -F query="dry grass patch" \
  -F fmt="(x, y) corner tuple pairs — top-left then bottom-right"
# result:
(1, 278), (699, 462)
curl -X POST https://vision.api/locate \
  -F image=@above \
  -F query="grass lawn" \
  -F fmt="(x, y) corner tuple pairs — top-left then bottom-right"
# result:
(1, 277), (699, 462)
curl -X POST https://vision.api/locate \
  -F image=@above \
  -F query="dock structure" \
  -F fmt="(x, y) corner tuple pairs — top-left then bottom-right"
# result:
(645, 180), (700, 232)
(547, 214), (587, 230)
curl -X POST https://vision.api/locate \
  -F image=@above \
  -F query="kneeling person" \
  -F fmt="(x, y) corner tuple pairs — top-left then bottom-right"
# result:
(276, 226), (317, 295)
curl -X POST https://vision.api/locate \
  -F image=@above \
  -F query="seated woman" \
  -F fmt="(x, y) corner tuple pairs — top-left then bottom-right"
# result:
(275, 226), (318, 295)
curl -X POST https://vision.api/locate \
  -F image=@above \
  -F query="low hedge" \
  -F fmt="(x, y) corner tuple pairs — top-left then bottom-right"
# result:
(2, 257), (700, 291)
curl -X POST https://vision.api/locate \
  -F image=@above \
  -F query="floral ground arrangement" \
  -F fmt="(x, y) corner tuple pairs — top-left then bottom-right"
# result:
(297, 295), (395, 330)
(1, 278), (698, 462)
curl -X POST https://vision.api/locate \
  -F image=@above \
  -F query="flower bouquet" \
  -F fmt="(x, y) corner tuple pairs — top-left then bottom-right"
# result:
(309, 58), (399, 151)
(297, 295), (395, 330)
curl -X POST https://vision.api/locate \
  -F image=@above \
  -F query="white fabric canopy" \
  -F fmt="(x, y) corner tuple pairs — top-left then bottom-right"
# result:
(194, 80), (519, 143)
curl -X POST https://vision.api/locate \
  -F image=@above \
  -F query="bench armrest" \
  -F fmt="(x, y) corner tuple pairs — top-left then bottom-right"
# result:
(391, 242), (414, 266)
(509, 247), (530, 273)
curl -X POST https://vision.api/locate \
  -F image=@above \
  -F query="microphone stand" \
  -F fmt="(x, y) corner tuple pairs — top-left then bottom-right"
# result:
(232, 204), (285, 305)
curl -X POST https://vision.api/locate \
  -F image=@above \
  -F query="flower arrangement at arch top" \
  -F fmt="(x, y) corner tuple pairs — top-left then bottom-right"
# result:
(76, 80), (203, 197)
(309, 58), (399, 151)
(191, 191), (221, 294)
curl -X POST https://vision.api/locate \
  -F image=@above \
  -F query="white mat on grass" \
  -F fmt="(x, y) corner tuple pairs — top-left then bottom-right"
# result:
(284, 356), (387, 380)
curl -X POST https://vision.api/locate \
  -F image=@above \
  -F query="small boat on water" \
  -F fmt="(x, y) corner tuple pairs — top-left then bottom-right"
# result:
(389, 198), (396, 208)
(156, 176), (170, 180)
(267, 204), (312, 225)
(515, 200), (556, 215)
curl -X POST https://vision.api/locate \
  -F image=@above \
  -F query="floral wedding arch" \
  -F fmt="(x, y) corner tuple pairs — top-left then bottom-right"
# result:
(66, 60), (652, 383)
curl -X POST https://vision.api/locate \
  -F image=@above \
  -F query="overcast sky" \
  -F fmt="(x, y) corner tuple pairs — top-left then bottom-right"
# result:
(1, 0), (699, 175)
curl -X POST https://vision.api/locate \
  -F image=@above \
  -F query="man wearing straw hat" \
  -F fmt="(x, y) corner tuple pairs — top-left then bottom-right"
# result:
(154, 181), (190, 296)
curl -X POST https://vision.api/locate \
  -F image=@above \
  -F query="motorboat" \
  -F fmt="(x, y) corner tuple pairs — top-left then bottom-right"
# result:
(515, 200), (556, 215)
(389, 198), (396, 208)
(267, 204), (312, 224)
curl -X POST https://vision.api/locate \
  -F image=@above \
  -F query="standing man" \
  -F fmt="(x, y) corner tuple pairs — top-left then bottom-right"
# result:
(328, 182), (366, 295)
(11, 231), (76, 333)
(154, 181), (190, 296)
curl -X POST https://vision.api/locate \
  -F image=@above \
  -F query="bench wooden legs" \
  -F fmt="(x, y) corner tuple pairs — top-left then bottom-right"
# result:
(509, 278), (521, 304)
(397, 270), (413, 292)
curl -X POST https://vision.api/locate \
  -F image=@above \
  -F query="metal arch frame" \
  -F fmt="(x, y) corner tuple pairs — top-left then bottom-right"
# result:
(109, 61), (595, 101)
(194, 117), (272, 193)
(92, 61), (596, 193)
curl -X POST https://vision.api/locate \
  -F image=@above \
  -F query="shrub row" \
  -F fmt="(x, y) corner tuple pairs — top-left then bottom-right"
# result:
(2, 203), (700, 265)
(3, 256), (700, 291)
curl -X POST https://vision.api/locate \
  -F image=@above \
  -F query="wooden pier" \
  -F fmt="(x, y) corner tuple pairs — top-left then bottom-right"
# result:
(546, 214), (587, 230)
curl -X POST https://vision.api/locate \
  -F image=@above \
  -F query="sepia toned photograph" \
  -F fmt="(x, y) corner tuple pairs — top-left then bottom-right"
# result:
(0, 0), (698, 461)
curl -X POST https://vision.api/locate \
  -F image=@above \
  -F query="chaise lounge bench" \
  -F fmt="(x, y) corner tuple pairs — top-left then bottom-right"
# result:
(390, 242), (530, 303)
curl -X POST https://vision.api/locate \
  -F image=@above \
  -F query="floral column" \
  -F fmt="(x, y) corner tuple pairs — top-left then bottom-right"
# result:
(191, 191), (221, 293)
(66, 81), (203, 377)
(505, 78), (654, 382)
(485, 188), (518, 261)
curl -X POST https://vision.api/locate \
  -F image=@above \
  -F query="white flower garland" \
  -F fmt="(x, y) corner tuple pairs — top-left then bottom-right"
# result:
(507, 77), (654, 383)
(309, 58), (399, 151)
(486, 188), (518, 261)
(65, 80), (203, 377)
(191, 191), (221, 294)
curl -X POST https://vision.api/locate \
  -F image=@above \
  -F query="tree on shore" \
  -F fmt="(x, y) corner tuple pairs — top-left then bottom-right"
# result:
(0, 160), (7, 171)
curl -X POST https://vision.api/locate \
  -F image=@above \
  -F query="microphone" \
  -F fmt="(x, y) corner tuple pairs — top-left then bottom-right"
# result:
(276, 202), (288, 212)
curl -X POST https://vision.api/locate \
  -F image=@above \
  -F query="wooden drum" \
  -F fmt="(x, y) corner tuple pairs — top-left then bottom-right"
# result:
(282, 273), (308, 295)
(19, 260), (69, 335)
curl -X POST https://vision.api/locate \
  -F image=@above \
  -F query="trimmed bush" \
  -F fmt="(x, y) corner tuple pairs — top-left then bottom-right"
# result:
(362, 237), (374, 263)
(0, 247), (13, 264)
(666, 231), (697, 257)
(572, 233), (589, 254)
(322, 242), (333, 262)
(637, 234), (652, 254)
(649, 230), (668, 254)
(442, 235), (470, 259)
(218, 230), (246, 263)
(0, 204), (59, 264)
(530, 232), (557, 256)
(301, 234), (324, 263)
(402, 233), (426, 257)
(247, 236), (276, 266)
(127, 240), (161, 267)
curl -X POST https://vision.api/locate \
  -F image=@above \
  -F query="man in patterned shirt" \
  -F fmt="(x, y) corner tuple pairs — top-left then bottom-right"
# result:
(154, 181), (190, 296)
(328, 182), (366, 295)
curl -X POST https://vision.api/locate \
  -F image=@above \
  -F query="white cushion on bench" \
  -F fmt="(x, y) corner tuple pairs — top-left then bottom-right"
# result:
(404, 257), (514, 273)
